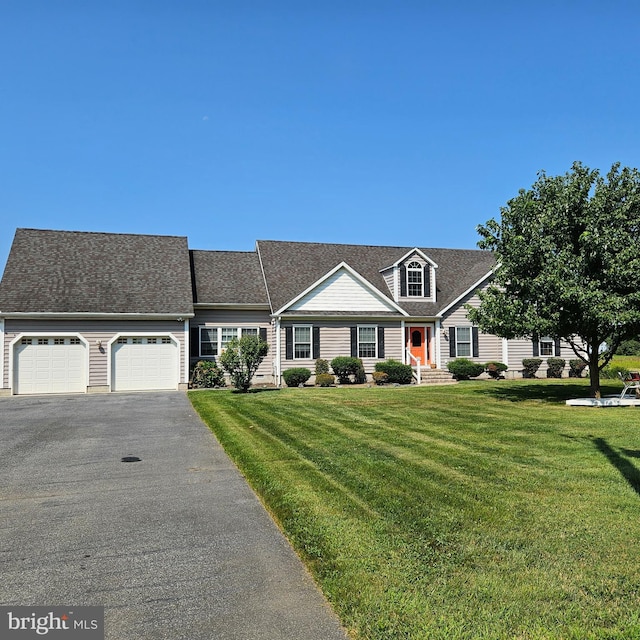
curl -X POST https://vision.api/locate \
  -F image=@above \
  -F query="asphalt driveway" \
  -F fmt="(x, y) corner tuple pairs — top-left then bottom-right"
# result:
(0, 392), (348, 640)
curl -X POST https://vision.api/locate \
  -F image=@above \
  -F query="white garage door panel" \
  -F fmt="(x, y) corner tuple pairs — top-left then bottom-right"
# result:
(112, 338), (178, 391)
(15, 339), (86, 395)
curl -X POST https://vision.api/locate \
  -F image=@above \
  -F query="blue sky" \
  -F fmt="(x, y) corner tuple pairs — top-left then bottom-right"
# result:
(1, 1), (639, 271)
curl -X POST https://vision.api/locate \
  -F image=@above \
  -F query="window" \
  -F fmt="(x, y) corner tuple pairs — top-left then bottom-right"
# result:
(147, 338), (157, 344)
(54, 338), (65, 345)
(455, 327), (472, 357)
(162, 337), (171, 344)
(70, 338), (81, 345)
(407, 261), (423, 297)
(132, 337), (143, 344)
(21, 338), (32, 345)
(221, 327), (237, 350)
(358, 326), (377, 358)
(117, 337), (127, 344)
(199, 326), (260, 357)
(539, 337), (554, 357)
(200, 328), (218, 356)
(294, 326), (311, 359)
(38, 338), (49, 345)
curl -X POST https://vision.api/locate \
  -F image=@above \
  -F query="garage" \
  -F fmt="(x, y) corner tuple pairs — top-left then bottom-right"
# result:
(111, 336), (178, 391)
(14, 336), (87, 395)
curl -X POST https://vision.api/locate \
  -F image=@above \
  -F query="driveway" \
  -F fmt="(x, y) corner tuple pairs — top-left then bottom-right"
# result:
(0, 392), (348, 640)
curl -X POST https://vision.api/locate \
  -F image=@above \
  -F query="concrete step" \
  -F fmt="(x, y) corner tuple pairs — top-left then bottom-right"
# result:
(416, 368), (457, 385)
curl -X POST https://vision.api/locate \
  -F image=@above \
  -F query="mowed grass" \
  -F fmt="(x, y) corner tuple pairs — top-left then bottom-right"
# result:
(189, 380), (640, 640)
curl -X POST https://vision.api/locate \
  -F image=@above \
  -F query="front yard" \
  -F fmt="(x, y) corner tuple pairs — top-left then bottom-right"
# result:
(189, 380), (640, 640)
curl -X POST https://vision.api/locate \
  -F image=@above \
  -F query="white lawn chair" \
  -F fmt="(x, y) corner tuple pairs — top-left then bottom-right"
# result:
(618, 371), (640, 399)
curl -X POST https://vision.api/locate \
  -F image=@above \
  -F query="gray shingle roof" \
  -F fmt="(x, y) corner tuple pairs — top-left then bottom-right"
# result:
(0, 229), (194, 315)
(190, 250), (269, 305)
(256, 240), (495, 316)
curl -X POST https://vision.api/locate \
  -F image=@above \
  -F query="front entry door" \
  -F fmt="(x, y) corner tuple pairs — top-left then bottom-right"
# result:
(407, 327), (428, 365)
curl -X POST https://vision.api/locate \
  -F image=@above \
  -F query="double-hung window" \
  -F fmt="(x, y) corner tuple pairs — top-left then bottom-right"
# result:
(539, 336), (555, 357)
(407, 261), (423, 297)
(293, 326), (311, 359)
(455, 327), (472, 357)
(200, 327), (218, 356)
(199, 326), (260, 357)
(358, 326), (377, 358)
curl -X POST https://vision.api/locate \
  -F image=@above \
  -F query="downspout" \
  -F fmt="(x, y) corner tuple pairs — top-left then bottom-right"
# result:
(401, 319), (406, 364)
(183, 319), (190, 384)
(0, 318), (4, 390)
(435, 319), (442, 369)
(274, 316), (281, 387)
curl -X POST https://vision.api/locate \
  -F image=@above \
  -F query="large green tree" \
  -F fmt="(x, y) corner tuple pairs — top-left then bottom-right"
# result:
(468, 161), (640, 398)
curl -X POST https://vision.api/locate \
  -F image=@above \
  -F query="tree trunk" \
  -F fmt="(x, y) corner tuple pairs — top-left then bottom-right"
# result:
(589, 349), (601, 398)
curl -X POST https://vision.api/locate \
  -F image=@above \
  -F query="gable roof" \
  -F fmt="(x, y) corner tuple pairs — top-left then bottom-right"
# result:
(190, 249), (269, 306)
(276, 261), (408, 315)
(0, 228), (194, 315)
(256, 240), (495, 317)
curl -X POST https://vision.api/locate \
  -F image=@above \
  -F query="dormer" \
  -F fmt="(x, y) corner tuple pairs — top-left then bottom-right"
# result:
(381, 248), (438, 303)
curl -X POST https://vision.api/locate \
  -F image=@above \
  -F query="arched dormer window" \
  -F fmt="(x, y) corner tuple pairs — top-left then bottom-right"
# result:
(407, 261), (423, 297)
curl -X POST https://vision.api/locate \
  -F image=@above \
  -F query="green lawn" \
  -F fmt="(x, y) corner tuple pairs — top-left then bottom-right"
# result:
(189, 380), (640, 640)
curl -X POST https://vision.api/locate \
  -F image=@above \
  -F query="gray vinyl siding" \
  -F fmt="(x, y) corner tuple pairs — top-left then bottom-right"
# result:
(280, 320), (403, 379)
(2, 318), (186, 390)
(191, 309), (274, 382)
(507, 338), (576, 377)
(440, 290), (502, 366)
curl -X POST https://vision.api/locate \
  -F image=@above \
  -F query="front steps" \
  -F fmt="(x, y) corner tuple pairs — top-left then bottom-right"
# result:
(417, 368), (456, 385)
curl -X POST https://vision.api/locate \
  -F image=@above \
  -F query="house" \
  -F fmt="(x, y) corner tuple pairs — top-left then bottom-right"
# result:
(0, 228), (576, 395)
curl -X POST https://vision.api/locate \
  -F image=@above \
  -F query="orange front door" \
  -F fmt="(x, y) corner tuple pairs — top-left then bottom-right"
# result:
(407, 327), (428, 364)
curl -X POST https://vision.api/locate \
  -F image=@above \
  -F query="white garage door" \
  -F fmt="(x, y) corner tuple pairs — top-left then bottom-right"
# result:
(14, 337), (86, 395)
(112, 337), (178, 391)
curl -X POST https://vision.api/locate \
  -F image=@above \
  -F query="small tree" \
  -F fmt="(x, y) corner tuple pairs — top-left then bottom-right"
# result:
(468, 162), (640, 398)
(219, 335), (269, 392)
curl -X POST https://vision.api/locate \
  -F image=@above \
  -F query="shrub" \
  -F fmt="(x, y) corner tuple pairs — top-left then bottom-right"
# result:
(315, 373), (335, 387)
(447, 358), (485, 380)
(282, 368), (312, 387)
(315, 359), (330, 375)
(485, 361), (508, 379)
(546, 357), (566, 378)
(374, 359), (413, 384)
(522, 358), (542, 378)
(191, 360), (226, 388)
(331, 356), (363, 384)
(219, 335), (269, 392)
(355, 360), (367, 384)
(599, 364), (630, 380)
(616, 339), (640, 356)
(569, 359), (587, 378)
(372, 371), (389, 385)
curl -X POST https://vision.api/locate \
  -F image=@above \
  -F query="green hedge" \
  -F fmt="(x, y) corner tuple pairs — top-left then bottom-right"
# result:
(374, 359), (413, 384)
(283, 368), (312, 387)
(191, 360), (226, 388)
(447, 358), (484, 380)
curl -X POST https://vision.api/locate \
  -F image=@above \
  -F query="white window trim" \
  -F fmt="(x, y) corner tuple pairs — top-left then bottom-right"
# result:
(455, 326), (472, 358)
(293, 324), (312, 360)
(358, 324), (378, 359)
(539, 336), (556, 357)
(406, 261), (424, 298)
(198, 326), (260, 358)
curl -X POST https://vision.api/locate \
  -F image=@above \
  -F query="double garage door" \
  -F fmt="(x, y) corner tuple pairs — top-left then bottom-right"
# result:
(14, 336), (178, 394)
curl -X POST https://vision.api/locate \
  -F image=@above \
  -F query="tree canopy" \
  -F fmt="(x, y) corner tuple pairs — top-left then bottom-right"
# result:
(467, 161), (640, 397)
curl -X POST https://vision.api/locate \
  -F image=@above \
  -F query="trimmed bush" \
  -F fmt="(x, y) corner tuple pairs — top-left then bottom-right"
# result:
(522, 358), (542, 378)
(485, 361), (508, 379)
(315, 359), (330, 375)
(282, 367), (312, 387)
(569, 359), (587, 378)
(315, 373), (335, 387)
(331, 356), (363, 384)
(372, 371), (389, 385)
(546, 357), (566, 378)
(447, 358), (485, 380)
(355, 360), (367, 384)
(374, 359), (413, 385)
(191, 360), (226, 388)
